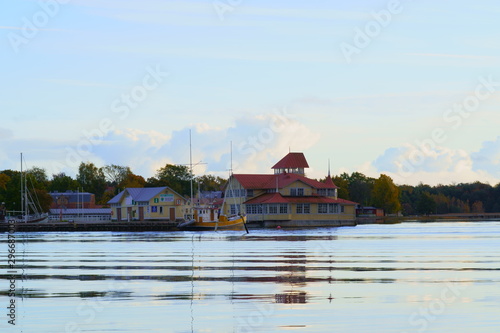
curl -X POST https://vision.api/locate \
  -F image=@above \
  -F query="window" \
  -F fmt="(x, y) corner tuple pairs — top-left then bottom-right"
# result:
(296, 203), (310, 214)
(230, 204), (240, 215)
(247, 190), (254, 197)
(290, 188), (304, 196)
(318, 189), (336, 196)
(279, 204), (288, 214)
(341, 205), (345, 213)
(154, 198), (159, 203)
(318, 203), (328, 214)
(269, 204), (278, 214)
(246, 204), (263, 214)
(159, 206), (163, 214)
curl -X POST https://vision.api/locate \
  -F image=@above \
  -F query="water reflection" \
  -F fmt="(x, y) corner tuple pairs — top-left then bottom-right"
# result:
(0, 223), (499, 333)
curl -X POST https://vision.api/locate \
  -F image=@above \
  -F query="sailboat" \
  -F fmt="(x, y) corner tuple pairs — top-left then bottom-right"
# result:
(177, 136), (248, 232)
(7, 153), (49, 223)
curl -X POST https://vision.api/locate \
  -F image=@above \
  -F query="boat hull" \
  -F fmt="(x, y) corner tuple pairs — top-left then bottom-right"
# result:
(178, 216), (247, 231)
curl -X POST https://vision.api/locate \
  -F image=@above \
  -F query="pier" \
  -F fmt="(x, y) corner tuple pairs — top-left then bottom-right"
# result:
(0, 220), (180, 233)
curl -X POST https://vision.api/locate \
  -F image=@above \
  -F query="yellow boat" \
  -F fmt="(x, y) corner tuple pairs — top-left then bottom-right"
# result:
(178, 207), (248, 232)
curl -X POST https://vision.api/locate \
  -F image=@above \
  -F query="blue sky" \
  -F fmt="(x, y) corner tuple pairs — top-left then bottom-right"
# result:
(1, 0), (499, 185)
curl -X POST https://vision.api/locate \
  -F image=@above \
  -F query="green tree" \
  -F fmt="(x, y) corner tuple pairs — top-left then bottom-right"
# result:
(372, 174), (401, 215)
(103, 165), (146, 193)
(0, 173), (11, 191)
(26, 167), (49, 190)
(150, 164), (193, 196)
(103, 165), (129, 187)
(0, 170), (21, 212)
(341, 172), (374, 206)
(76, 162), (107, 203)
(49, 173), (80, 192)
(332, 175), (350, 200)
(33, 188), (53, 212)
(196, 174), (226, 192)
(417, 192), (436, 215)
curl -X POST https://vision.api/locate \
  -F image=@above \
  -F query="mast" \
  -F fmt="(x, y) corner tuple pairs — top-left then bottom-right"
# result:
(189, 129), (193, 208)
(21, 152), (25, 222)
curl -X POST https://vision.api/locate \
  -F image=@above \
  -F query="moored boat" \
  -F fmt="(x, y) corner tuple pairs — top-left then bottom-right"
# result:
(3, 153), (49, 223)
(178, 207), (247, 231)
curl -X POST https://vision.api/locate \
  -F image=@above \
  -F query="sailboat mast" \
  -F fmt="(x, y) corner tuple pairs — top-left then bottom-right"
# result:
(20, 152), (23, 220)
(189, 129), (193, 207)
(21, 152), (28, 222)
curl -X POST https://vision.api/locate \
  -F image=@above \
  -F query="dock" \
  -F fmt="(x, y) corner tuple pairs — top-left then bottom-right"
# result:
(0, 220), (180, 233)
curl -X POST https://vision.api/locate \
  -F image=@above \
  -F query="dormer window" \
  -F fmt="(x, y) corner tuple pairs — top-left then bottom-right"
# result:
(290, 188), (304, 196)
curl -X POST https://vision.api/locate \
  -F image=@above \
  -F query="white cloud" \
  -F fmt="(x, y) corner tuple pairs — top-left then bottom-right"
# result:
(471, 136), (500, 178)
(80, 113), (321, 179)
(370, 143), (500, 186)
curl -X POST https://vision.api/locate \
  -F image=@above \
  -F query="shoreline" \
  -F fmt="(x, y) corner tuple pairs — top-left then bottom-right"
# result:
(1, 214), (500, 233)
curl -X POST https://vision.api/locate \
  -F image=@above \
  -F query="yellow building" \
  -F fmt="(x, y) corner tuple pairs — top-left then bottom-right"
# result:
(108, 187), (188, 222)
(223, 152), (358, 227)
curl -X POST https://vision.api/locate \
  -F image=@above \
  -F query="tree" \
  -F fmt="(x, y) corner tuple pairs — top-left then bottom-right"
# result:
(121, 172), (146, 189)
(471, 201), (484, 214)
(103, 165), (146, 193)
(340, 172), (375, 206)
(0, 170), (21, 212)
(196, 174), (226, 192)
(33, 188), (53, 212)
(372, 174), (401, 215)
(332, 175), (350, 200)
(417, 192), (436, 215)
(151, 164), (193, 196)
(49, 173), (80, 192)
(0, 173), (11, 191)
(103, 165), (129, 187)
(76, 162), (107, 203)
(26, 167), (49, 190)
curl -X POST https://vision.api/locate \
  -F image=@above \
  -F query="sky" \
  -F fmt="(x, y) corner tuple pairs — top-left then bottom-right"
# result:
(1, 0), (500, 186)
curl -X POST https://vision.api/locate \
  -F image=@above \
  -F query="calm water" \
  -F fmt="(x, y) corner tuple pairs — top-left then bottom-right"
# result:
(1, 221), (500, 333)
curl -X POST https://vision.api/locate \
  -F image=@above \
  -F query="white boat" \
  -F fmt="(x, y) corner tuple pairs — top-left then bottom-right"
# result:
(5, 153), (49, 223)
(177, 133), (248, 232)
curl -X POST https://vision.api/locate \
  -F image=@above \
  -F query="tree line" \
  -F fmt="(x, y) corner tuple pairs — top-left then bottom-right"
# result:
(1, 163), (499, 215)
(0, 162), (225, 213)
(330, 172), (500, 215)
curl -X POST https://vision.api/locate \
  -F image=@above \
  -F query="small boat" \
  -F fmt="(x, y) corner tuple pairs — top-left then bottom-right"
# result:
(3, 153), (49, 223)
(178, 206), (248, 232)
(177, 133), (248, 232)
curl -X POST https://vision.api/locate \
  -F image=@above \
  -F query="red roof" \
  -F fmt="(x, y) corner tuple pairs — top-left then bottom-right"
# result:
(272, 152), (309, 169)
(244, 193), (358, 205)
(323, 176), (336, 187)
(244, 192), (289, 204)
(233, 173), (338, 190)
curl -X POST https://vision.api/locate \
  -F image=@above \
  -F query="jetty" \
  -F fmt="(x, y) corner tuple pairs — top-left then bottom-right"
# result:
(0, 220), (180, 233)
